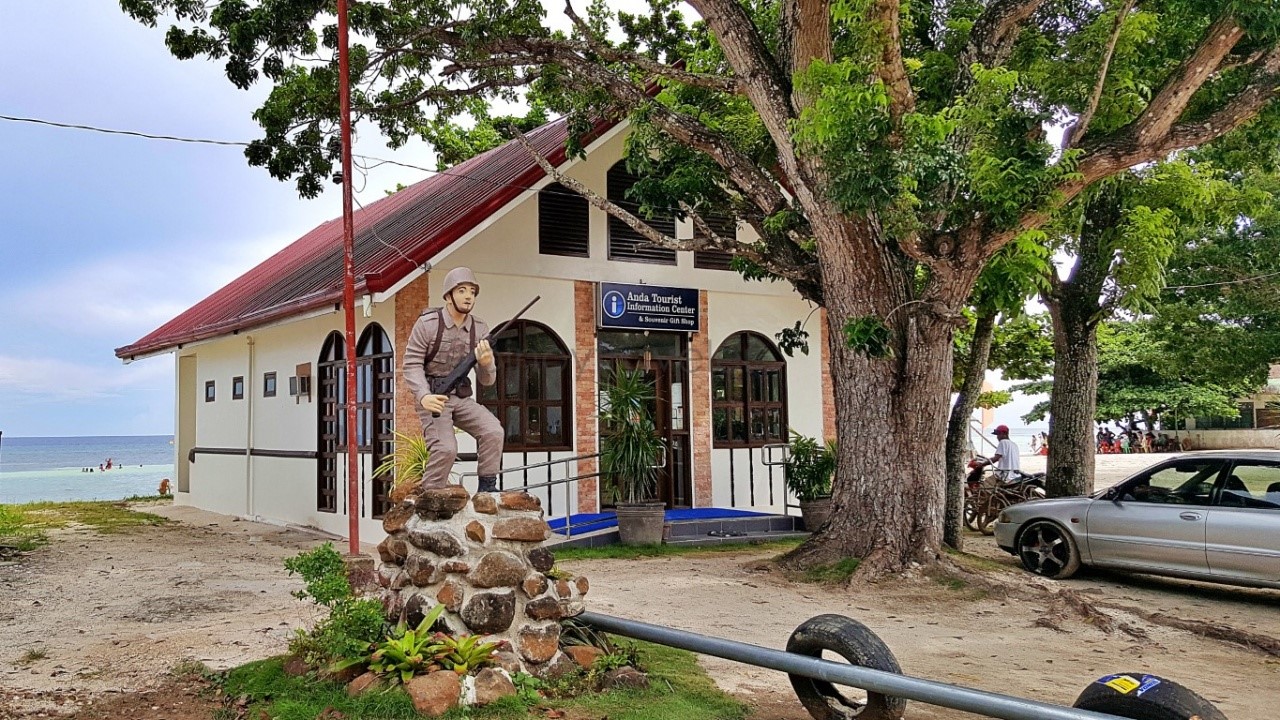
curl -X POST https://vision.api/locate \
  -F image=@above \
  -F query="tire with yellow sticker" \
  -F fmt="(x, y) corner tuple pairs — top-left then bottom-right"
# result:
(1073, 673), (1227, 720)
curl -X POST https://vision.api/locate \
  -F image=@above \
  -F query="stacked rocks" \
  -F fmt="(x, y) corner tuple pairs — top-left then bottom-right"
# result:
(375, 485), (588, 678)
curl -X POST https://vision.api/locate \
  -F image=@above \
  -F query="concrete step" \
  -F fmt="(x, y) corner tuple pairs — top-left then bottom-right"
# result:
(664, 514), (803, 539)
(664, 530), (809, 547)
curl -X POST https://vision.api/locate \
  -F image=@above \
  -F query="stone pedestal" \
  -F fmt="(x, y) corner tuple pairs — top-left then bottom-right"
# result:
(375, 485), (588, 678)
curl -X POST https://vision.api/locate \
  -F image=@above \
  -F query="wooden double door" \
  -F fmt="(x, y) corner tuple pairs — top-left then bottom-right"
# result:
(598, 330), (692, 508)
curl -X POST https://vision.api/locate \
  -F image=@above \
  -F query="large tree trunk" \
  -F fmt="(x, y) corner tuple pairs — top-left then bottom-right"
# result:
(944, 310), (997, 550)
(783, 221), (962, 575)
(1042, 189), (1116, 497)
(1044, 302), (1099, 497)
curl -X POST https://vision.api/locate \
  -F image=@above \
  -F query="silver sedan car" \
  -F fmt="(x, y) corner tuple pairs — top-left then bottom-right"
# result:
(994, 451), (1280, 589)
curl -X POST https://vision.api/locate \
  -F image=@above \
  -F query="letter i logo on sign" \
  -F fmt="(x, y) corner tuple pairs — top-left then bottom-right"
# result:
(603, 291), (627, 319)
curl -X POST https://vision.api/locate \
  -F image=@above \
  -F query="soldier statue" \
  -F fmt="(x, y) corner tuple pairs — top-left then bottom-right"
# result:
(402, 267), (504, 492)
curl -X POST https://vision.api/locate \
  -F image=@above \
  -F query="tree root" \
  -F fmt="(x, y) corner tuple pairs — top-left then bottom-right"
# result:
(1049, 589), (1150, 641)
(1140, 612), (1280, 658)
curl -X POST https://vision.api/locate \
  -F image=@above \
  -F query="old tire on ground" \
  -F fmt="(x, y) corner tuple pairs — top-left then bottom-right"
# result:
(1073, 673), (1227, 720)
(1016, 519), (1082, 579)
(786, 614), (906, 720)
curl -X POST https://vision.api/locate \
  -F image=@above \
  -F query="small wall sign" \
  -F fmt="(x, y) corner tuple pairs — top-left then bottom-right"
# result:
(598, 282), (700, 332)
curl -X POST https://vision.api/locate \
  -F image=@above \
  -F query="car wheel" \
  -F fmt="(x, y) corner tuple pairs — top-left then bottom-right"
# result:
(1016, 520), (1081, 579)
(786, 614), (907, 720)
(1073, 673), (1227, 720)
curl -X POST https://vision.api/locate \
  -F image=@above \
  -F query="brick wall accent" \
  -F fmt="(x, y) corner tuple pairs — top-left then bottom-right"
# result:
(395, 272), (431, 436)
(690, 291), (712, 507)
(573, 281), (600, 513)
(820, 309), (836, 441)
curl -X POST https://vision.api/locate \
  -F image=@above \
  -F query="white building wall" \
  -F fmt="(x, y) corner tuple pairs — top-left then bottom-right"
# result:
(168, 123), (826, 532)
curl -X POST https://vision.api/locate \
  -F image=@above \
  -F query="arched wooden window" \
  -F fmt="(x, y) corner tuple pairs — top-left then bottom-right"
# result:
(316, 331), (345, 513)
(478, 321), (573, 451)
(539, 182), (589, 257)
(607, 161), (676, 265)
(357, 324), (395, 517)
(712, 332), (788, 447)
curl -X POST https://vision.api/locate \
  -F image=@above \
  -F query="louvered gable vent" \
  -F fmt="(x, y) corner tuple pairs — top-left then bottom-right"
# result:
(538, 183), (590, 257)
(607, 163), (676, 265)
(694, 212), (737, 271)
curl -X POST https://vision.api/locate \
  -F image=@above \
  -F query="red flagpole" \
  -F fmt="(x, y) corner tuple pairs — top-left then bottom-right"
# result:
(337, 0), (360, 555)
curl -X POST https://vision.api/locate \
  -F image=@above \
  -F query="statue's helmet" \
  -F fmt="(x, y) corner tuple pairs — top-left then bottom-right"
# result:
(441, 267), (480, 299)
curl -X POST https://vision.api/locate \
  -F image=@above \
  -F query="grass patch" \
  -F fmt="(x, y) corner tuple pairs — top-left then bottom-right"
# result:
(942, 546), (1016, 574)
(553, 538), (802, 562)
(15, 648), (48, 666)
(557, 641), (748, 720)
(0, 505), (47, 553)
(0, 500), (170, 553)
(800, 557), (861, 584)
(219, 641), (746, 720)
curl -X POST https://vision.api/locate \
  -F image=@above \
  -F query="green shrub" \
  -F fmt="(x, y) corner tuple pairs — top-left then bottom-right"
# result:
(283, 544), (388, 668)
(283, 543), (352, 607)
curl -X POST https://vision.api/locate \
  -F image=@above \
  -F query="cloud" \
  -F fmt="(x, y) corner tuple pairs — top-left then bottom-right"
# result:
(0, 353), (171, 403)
(1, 231), (307, 343)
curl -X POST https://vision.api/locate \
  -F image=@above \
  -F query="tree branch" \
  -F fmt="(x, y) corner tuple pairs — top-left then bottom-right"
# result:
(1065, 0), (1135, 149)
(1130, 13), (1245, 144)
(562, 0), (742, 95)
(777, 0), (830, 109)
(871, 0), (915, 129)
(1163, 46), (1280, 150)
(564, 61), (792, 217)
(685, 0), (811, 199)
(511, 128), (815, 286)
(956, 0), (1050, 92)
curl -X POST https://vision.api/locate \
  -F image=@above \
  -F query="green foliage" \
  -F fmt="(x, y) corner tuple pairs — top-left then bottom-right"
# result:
(222, 642), (746, 720)
(784, 432), (836, 502)
(775, 320), (811, 357)
(290, 598), (388, 670)
(510, 671), (545, 705)
(372, 431), (433, 491)
(283, 543), (351, 607)
(975, 390), (1012, 410)
(366, 606), (448, 684)
(436, 633), (502, 676)
(599, 367), (664, 505)
(283, 544), (388, 668)
(842, 316), (893, 358)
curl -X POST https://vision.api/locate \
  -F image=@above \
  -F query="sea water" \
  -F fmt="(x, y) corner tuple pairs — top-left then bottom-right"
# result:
(0, 435), (175, 505)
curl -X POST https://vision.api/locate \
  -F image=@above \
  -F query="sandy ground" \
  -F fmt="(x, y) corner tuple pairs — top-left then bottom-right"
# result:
(1, 452), (1277, 719)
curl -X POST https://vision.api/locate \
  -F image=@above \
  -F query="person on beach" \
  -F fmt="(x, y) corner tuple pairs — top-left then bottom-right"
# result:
(978, 425), (1021, 481)
(402, 267), (503, 493)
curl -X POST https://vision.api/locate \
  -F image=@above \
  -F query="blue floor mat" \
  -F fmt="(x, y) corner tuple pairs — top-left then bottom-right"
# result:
(548, 507), (774, 535)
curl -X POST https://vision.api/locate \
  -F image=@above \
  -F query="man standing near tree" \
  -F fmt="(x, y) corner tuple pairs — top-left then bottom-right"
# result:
(982, 425), (1021, 482)
(402, 267), (504, 492)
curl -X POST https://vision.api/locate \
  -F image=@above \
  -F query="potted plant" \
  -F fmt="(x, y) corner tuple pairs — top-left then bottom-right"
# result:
(599, 367), (667, 545)
(785, 431), (836, 531)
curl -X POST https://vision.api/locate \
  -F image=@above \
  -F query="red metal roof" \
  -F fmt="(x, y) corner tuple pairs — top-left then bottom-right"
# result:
(116, 117), (611, 360)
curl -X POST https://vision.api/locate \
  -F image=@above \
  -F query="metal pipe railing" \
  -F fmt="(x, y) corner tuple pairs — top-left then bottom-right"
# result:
(578, 611), (1128, 720)
(459, 453), (601, 538)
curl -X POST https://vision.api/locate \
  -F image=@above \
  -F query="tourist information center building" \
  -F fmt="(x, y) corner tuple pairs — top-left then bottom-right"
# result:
(117, 118), (836, 543)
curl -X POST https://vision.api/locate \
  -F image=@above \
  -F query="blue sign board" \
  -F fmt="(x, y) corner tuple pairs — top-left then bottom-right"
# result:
(598, 282), (700, 332)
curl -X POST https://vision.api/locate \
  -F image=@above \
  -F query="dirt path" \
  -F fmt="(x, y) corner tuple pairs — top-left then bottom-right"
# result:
(1, 500), (1277, 719)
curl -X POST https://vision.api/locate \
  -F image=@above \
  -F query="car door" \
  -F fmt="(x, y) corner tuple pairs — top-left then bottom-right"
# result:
(1206, 460), (1280, 585)
(1085, 458), (1224, 575)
